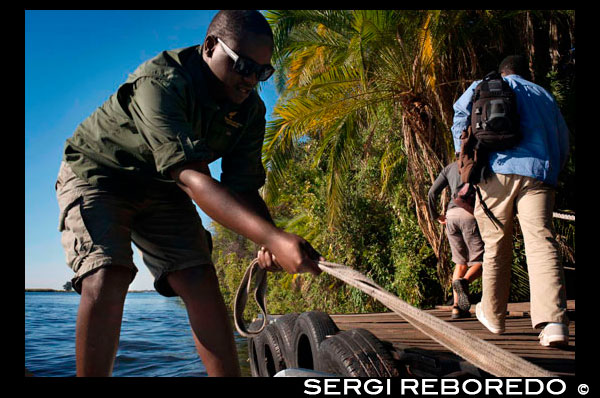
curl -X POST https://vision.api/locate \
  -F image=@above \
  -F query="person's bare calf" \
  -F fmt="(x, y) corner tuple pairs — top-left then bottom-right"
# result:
(167, 266), (241, 377)
(76, 266), (132, 376)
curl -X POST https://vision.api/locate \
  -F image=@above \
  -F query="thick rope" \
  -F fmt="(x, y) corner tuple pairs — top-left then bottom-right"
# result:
(233, 259), (268, 337)
(234, 259), (555, 377)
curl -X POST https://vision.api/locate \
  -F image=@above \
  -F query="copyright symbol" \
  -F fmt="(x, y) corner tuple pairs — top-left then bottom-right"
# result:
(578, 384), (589, 395)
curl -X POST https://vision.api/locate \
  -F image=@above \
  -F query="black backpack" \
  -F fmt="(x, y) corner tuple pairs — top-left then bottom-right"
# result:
(456, 72), (522, 228)
(470, 71), (521, 151)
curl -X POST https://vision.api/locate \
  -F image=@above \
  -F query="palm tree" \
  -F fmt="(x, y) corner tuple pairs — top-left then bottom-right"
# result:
(264, 10), (384, 226)
(264, 10), (464, 288)
(262, 9), (575, 296)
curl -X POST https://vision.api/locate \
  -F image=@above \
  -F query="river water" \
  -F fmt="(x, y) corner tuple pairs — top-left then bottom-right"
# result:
(25, 291), (252, 377)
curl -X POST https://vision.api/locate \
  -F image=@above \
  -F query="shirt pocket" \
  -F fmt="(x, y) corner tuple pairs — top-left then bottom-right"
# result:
(205, 111), (248, 155)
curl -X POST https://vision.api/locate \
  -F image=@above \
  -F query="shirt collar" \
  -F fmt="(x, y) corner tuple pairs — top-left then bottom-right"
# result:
(184, 46), (221, 110)
(185, 45), (247, 114)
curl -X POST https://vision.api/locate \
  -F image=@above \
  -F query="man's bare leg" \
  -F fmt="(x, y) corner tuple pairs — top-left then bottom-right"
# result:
(464, 263), (482, 283)
(76, 266), (132, 376)
(167, 266), (241, 377)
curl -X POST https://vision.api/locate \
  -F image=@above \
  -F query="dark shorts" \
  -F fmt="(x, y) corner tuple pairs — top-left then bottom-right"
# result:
(55, 161), (213, 296)
(445, 207), (484, 266)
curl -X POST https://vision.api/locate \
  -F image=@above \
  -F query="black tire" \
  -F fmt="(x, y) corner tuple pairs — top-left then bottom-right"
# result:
(270, 313), (300, 368)
(246, 319), (265, 377)
(291, 311), (340, 370)
(317, 328), (400, 377)
(257, 323), (287, 376)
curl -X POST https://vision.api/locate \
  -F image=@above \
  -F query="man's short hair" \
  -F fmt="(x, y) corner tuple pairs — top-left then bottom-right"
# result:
(498, 55), (529, 78)
(206, 10), (273, 43)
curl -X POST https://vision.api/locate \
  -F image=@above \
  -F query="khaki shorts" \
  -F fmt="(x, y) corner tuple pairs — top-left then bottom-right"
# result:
(445, 207), (484, 266)
(55, 161), (213, 296)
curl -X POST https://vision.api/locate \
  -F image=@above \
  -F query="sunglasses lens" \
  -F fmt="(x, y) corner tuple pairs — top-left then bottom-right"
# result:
(234, 58), (274, 81)
(258, 66), (275, 81)
(233, 58), (251, 75)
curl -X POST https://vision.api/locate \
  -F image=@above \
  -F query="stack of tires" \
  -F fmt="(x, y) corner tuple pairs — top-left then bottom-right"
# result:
(247, 311), (400, 377)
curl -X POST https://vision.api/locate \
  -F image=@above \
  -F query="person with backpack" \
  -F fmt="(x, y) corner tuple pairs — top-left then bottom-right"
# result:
(428, 157), (483, 319)
(55, 10), (323, 376)
(451, 55), (570, 346)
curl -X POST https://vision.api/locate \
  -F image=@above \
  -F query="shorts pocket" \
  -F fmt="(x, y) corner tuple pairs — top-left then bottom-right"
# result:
(445, 219), (458, 236)
(59, 195), (93, 271)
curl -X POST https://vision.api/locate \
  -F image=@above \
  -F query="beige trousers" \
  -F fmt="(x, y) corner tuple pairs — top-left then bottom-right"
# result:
(474, 173), (568, 330)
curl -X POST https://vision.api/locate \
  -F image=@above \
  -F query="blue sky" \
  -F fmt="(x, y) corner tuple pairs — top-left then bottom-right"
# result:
(25, 10), (280, 290)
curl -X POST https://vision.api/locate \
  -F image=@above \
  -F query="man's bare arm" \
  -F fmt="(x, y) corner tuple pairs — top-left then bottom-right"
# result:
(170, 162), (321, 275)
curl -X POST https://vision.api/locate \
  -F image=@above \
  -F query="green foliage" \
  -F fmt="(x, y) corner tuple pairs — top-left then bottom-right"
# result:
(211, 222), (259, 321)
(388, 186), (444, 308)
(510, 221), (531, 302)
(214, 115), (448, 314)
(547, 64), (576, 214)
(211, 10), (575, 318)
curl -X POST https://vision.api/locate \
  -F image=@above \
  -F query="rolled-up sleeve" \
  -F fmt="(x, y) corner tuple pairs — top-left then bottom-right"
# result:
(128, 76), (212, 178)
(451, 81), (479, 152)
(220, 103), (267, 193)
(427, 170), (449, 220)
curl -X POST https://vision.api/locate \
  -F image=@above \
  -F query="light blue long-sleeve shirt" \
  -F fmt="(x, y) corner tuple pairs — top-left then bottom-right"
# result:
(451, 74), (570, 186)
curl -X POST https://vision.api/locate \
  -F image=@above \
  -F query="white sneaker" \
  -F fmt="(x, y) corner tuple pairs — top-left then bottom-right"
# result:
(539, 323), (569, 347)
(475, 302), (505, 334)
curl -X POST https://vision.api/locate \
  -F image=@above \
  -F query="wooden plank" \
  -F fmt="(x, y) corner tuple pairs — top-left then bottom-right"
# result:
(328, 300), (575, 376)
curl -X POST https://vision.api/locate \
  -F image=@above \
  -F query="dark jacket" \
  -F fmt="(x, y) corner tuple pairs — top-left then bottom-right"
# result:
(427, 161), (463, 220)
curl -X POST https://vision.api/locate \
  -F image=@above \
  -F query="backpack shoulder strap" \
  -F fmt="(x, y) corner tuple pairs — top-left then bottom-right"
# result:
(475, 185), (504, 230)
(483, 70), (502, 81)
(473, 71), (500, 102)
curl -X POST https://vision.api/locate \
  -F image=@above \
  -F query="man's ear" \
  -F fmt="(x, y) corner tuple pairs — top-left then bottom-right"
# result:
(203, 36), (217, 58)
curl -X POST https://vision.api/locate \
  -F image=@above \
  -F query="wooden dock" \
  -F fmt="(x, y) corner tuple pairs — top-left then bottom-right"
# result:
(329, 300), (575, 377)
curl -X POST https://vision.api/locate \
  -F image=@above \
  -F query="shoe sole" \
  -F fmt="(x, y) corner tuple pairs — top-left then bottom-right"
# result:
(452, 279), (471, 312)
(540, 336), (569, 347)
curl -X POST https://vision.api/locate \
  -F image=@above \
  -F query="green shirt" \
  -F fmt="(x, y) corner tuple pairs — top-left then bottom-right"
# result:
(63, 45), (267, 194)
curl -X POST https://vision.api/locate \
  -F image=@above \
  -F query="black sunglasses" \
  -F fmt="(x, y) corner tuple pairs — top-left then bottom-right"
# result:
(217, 38), (275, 82)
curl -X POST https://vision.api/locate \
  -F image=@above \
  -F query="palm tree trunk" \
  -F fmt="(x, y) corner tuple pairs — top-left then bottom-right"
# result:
(525, 11), (537, 82)
(399, 100), (453, 292)
(549, 17), (560, 70)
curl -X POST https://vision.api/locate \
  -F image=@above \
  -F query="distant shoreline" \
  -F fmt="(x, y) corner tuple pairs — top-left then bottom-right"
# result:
(25, 289), (156, 293)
